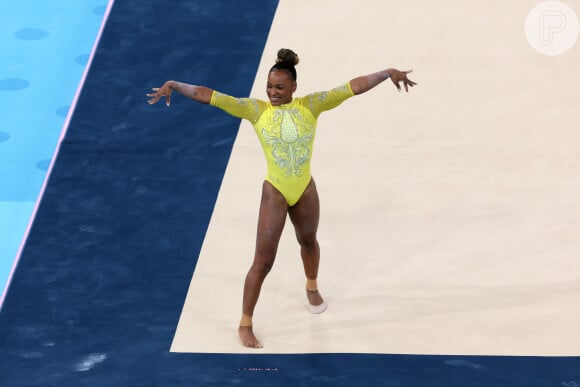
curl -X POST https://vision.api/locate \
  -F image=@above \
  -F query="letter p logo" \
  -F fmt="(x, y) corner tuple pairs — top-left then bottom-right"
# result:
(526, 1), (579, 56)
(539, 10), (567, 46)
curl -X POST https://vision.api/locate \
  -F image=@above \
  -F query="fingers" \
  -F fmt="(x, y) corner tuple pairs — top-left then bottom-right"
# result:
(147, 95), (159, 105)
(403, 78), (417, 92)
(146, 87), (170, 106)
(146, 87), (159, 104)
(397, 70), (418, 92)
(391, 78), (401, 92)
(146, 88), (159, 97)
(391, 78), (417, 93)
(402, 80), (417, 92)
(393, 69), (417, 92)
(404, 79), (417, 91)
(147, 93), (160, 104)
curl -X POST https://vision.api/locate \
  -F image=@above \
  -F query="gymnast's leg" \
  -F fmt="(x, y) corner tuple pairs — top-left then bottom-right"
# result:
(239, 181), (288, 348)
(288, 178), (326, 312)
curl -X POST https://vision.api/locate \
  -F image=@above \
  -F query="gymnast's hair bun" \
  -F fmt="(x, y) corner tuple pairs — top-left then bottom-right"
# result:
(276, 48), (299, 66)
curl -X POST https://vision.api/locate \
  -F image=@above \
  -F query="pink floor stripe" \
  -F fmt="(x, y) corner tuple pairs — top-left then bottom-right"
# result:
(0, 0), (117, 310)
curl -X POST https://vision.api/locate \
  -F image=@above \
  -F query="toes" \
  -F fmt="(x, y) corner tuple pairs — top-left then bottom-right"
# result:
(245, 339), (263, 349)
(239, 327), (263, 349)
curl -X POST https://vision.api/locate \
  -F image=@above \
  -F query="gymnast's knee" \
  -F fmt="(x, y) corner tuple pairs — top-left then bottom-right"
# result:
(251, 255), (275, 277)
(297, 233), (318, 250)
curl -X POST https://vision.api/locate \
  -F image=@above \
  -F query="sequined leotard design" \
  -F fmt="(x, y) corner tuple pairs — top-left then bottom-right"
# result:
(210, 83), (354, 206)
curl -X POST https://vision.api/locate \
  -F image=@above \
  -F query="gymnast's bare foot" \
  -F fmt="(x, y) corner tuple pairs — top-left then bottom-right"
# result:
(307, 289), (327, 313)
(238, 325), (263, 349)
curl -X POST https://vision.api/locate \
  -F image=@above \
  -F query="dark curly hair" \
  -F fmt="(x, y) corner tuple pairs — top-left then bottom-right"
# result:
(269, 48), (299, 82)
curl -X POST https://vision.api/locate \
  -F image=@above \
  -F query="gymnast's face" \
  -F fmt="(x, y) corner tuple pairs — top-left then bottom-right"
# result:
(266, 70), (296, 106)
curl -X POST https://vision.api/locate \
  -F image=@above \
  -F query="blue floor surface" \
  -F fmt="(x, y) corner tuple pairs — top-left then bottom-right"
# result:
(1, 1), (579, 386)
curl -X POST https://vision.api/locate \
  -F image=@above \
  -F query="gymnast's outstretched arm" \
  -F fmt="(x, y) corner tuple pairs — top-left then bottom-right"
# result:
(147, 80), (214, 106)
(349, 68), (417, 95)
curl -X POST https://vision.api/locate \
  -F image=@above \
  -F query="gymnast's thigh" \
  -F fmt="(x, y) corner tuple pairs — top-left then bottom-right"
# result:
(254, 181), (289, 259)
(288, 179), (320, 245)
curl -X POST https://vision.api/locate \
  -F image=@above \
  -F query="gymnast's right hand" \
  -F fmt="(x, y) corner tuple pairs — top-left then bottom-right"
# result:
(147, 81), (173, 106)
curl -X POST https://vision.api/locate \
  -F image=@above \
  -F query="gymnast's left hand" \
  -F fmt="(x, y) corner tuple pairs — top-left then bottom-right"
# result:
(388, 69), (417, 92)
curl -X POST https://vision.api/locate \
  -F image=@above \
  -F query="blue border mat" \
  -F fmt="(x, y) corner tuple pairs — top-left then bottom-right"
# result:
(1, 1), (579, 385)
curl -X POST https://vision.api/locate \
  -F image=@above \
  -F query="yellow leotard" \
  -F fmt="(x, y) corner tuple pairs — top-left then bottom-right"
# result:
(210, 82), (354, 206)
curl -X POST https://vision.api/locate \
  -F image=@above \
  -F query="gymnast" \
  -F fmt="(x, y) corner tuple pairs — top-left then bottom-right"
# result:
(147, 48), (416, 348)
